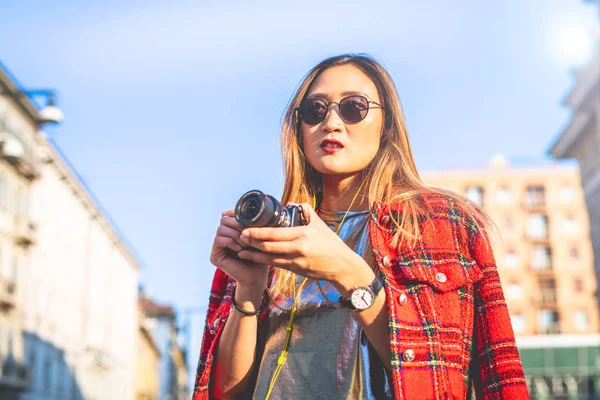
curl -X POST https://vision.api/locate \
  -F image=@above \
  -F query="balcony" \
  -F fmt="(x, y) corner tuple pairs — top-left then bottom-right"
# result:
(522, 187), (546, 211)
(3, 155), (40, 181)
(0, 133), (40, 181)
(13, 217), (37, 247)
(0, 357), (31, 391)
(0, 277), (16, 310)
(530, 266), (553, 276)
(537, 322), (561, 335)
(532, 292), (557, 308)
(522, 198), (546, 211)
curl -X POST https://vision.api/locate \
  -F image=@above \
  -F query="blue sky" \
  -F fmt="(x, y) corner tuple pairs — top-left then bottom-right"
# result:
(1, 0), (598, 384)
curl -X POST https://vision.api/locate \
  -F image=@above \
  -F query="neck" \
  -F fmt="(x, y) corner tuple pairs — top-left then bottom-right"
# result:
(319, 173), (368, 212)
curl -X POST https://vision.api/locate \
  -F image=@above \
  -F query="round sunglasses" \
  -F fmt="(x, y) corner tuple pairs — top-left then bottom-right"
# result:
(296, 95), (385, 125)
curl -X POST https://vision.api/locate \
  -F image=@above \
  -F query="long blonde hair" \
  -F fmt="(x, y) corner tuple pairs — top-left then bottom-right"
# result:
(275, 54), (489, 296)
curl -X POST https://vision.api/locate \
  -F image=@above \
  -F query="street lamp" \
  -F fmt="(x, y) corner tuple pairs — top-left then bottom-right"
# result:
(19, 89), (64, 125)
(1, 88), (64, 125)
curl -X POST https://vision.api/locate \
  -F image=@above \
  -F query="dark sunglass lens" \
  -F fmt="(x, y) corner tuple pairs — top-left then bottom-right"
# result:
(300, 99), (328, 125)
(339, 96), (368, 123)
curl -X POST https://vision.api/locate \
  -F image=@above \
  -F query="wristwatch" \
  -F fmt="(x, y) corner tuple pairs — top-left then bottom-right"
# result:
(339, 275), (383, 311)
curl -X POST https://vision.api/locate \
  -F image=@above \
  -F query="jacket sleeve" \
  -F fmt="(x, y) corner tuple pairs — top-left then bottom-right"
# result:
(468, 225), (530, 399)
(192, 269), (235, 400)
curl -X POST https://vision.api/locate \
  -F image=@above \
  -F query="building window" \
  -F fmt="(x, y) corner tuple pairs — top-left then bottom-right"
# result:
(562, 216), (578, 235)
(506, 282), (523, 299)
(525, 186), (545, 208)
(13, 187), (21, 216)
(536, 278), (557, 307)
(11, 257), (19, 283)
(20, 188), (29, 216)
(569, 247), (580, 261)
(574, 278), (584, 293)
(527, 214), (549, 240)
(504, 251), (520, 268)
(465, 186), (484, 207)
(574, 311), (589, 331)
(497, 187), (511, 204)
(531, 245), (552, 271)
(537, 310), (560, 334)
(511, 314), (526, 334)
(56, 358), (64, 396)
(503, 217), (514, 232)
(0, 174), (7, 209)
(560, 186), (574, 202)
(44, 355), (52, 392)
(28, 345), (36, 368)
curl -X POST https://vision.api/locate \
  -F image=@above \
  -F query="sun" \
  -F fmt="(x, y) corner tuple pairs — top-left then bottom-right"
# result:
(555, 25), (595, 67)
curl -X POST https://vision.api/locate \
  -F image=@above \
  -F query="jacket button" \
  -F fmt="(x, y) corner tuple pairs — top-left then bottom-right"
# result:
(435, 272), (447, 283)
(382, 256), (390, 266)
(399, 293), (408, 305)
(381, 215), (390, 225)
(209, 317), (221, 335)
(402, 349), (415, 362)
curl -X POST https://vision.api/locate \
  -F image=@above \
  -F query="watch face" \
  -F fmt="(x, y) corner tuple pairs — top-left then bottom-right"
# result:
(350, 287), (375, 310)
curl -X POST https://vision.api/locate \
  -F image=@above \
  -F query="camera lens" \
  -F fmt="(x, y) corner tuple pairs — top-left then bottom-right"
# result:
(235, 190), (282, 227)
(239, 196), (261, 220)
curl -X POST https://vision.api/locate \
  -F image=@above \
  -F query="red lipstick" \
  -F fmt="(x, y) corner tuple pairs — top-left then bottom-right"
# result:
(320, 138), (344, 153)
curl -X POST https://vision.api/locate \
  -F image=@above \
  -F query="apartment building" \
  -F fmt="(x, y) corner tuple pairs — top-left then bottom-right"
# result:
(549, 31), (600, 305)
(0, 63), (40, 400)
(422, 157), (598, 336)
(0, 63), (142, 400)
(140, 294), (189, 400)
(422, 156), (600, 397)
(135, 299), (161, 400)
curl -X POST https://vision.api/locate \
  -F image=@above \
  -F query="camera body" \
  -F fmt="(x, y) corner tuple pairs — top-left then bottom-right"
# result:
(235, 190), (309, 228)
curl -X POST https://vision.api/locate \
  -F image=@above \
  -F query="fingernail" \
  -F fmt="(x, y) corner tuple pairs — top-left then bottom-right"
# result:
(241, 230), (249, 237)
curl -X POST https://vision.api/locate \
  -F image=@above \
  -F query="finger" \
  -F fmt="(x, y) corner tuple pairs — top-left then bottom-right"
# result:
(220, 215), (245, 233)
(237, 249), (294, 269)
(248, 240), (296, 254)
(216, 225), (245, 247)
(222, 209), (234, 217)
(241, 226), (304, 242)
(214, 236), (243, 252)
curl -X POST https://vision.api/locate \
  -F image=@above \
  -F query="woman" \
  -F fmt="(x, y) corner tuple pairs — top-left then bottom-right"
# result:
(193, 54), (529, 400)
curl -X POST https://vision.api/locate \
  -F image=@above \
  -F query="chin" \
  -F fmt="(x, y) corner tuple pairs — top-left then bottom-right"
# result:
(311, 162), (360, 177)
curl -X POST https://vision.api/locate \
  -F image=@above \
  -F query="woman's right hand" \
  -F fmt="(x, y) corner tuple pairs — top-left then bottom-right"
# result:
(210, 209), (270, 291)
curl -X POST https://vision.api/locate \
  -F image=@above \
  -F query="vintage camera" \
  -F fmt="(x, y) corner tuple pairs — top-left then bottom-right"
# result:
(235, 190), (309, 228)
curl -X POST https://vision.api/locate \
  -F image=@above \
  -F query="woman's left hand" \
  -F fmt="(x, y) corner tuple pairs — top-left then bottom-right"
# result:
(237, 203), (366, 284)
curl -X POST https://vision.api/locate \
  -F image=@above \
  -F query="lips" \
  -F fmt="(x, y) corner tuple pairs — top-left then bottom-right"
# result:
(320, 139), (344, 153)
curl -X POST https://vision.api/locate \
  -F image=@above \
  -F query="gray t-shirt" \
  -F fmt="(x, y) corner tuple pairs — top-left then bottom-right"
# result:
(252, 209), (393, 400)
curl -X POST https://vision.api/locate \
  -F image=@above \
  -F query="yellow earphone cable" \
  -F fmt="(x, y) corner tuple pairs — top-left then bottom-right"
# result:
(264, 179), (366, 400)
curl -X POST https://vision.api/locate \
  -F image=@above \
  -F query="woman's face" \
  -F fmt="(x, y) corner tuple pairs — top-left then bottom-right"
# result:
(301, 64), (384, 178)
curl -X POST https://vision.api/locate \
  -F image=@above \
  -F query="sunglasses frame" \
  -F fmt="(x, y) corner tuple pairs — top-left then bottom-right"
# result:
(296, 95), (385, 125)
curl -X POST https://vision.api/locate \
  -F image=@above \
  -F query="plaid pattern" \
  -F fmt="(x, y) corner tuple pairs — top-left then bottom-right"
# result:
(192, 193), (529, 399)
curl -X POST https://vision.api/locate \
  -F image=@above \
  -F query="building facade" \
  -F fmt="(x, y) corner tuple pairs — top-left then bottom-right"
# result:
(135, 301), (161, 400)
(140, 295), (189, 400)
(0, 63), (142, 400)
(422, 157), (600, 397)
(422, 158), (599, 336)
(549, 28), (600, 305)
(20, 135), (141, 400)
(0, 64), (40, 400)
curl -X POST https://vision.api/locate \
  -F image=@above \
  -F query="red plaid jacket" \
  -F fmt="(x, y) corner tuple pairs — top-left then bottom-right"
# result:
(193, 194), (529, 399)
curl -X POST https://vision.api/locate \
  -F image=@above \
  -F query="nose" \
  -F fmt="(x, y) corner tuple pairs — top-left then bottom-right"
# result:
(322, 103), (344, 133)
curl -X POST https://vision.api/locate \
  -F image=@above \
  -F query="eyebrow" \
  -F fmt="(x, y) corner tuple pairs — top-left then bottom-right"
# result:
(306, 91), (371, 100)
